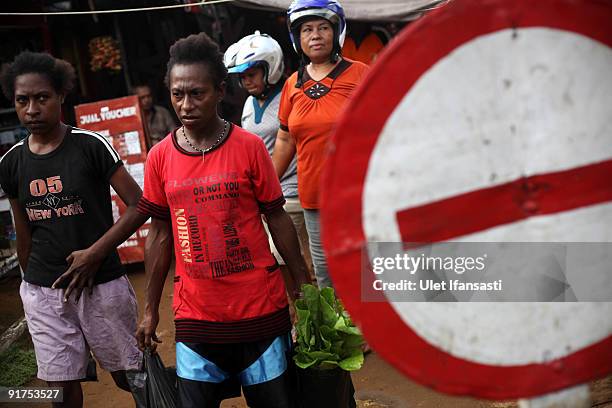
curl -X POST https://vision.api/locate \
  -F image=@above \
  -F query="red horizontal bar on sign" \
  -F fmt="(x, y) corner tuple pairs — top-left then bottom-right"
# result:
(396, 159), (612, 243)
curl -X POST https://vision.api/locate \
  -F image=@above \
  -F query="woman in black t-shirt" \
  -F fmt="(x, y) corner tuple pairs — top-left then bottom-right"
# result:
(0, 52), (147, 407)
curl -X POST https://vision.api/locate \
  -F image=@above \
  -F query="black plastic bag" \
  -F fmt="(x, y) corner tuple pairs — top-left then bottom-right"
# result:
(296, 367), (357, 408)
(143, 350), (178, 408)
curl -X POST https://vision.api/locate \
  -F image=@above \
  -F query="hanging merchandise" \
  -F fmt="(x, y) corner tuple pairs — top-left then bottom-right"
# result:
(89, 36), (122, 72)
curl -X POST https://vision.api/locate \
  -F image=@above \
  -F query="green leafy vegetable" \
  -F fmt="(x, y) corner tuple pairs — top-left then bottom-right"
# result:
(294, 284), (365, 371)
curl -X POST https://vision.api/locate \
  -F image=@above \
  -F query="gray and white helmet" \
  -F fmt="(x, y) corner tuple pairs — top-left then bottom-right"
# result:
(223, 31), (285, 86)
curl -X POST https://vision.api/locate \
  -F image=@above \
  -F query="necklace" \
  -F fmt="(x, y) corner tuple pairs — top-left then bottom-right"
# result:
(181, 120), (228, 159)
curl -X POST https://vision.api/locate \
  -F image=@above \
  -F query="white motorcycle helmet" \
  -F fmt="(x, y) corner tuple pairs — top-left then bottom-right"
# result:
(224, 31), (285, 89)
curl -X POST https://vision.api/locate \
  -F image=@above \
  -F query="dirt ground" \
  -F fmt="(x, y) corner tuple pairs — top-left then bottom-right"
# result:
(1, 267), (611, 407)
(80, 268), (501, 408)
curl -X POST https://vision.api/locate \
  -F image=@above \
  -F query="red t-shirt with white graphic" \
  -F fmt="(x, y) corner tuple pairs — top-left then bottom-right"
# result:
(138, 124), (290, 343)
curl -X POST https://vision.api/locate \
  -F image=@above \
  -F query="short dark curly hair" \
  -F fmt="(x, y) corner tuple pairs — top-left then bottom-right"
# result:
(164, 32), (227, 89)
(0, 51), (76, 100)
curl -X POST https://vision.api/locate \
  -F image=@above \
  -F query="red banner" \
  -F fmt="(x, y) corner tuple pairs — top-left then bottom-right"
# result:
(74, 96), (149, 264)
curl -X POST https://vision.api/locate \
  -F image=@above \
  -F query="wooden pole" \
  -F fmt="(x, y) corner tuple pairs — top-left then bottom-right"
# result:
(0, 317), (27, 355)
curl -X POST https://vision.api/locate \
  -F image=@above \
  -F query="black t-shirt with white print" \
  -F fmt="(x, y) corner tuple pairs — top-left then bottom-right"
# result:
(0, 126), (125, 287)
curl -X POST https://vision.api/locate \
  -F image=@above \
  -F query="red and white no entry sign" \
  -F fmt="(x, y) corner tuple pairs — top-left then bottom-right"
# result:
(320, 0), (612, 400)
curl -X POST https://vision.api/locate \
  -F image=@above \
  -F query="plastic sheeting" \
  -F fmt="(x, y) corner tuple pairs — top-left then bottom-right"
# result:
(234, 0), (449, 21)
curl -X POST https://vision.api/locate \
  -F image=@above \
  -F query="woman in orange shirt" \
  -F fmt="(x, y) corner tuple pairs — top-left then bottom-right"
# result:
(273, 0), (368, 288)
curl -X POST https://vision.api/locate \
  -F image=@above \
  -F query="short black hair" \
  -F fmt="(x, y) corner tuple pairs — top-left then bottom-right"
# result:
(164, 32), (227, 88)
(0, 51), (76, 100)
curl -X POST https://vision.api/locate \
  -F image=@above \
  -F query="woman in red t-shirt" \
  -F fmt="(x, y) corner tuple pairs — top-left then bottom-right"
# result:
(136, 32), (309, 408)
(273, 0), (369, 288)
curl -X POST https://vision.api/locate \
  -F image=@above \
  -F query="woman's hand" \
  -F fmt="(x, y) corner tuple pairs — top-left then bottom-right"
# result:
(52, 248), (104, 302)
(136, 309), (162, 353)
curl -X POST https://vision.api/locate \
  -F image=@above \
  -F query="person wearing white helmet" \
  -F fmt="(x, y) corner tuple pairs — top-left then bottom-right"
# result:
(224, 30), (286, 99)
(224, 32), (311, 286)
(272, 0), (369, 289)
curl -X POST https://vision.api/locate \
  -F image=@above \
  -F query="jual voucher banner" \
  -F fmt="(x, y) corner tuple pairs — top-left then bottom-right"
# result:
(74, 96), (150, 264)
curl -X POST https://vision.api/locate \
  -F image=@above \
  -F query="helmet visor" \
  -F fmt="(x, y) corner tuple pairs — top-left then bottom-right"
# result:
(289, 8), (340, 30)
(228, 60), (261, 74)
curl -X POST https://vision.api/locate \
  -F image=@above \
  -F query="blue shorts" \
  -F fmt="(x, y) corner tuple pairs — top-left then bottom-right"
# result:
(176, 334), (293, 407)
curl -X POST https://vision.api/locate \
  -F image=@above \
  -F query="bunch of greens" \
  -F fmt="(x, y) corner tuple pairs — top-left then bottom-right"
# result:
(294, 284), (364, 371)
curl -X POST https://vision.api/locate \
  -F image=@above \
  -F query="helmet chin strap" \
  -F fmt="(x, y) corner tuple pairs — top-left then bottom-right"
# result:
(255, 88), (271, 100)
(330, 49), (341, 63)
(255, 65), (277, 100)
(295, 54), (308, 88)
(330, 25), (341, 63)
